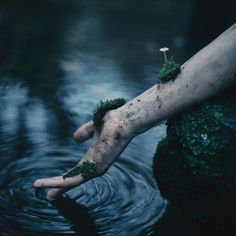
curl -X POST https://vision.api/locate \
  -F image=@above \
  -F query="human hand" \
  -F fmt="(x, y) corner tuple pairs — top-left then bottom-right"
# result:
(33, 110), (133, 200)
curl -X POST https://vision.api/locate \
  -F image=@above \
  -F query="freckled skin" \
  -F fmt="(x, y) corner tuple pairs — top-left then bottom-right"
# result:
(34, 24), (236, 199)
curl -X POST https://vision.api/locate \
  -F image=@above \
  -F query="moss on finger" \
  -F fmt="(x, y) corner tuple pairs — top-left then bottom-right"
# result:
(63, 161), (97, 180)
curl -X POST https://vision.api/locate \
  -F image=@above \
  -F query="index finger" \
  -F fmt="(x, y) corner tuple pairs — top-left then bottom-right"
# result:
(34, 175), (84, 189)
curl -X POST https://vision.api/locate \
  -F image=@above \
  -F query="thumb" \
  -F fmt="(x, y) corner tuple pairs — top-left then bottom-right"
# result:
(74, 121), (94, 142)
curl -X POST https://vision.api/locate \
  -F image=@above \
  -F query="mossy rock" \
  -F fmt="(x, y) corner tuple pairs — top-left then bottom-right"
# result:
(153, 102), (236, 232)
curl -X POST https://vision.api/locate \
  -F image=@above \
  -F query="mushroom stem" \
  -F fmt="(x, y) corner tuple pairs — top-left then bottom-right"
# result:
(159, 47), (169, 63)
(164, 52), (168, 63)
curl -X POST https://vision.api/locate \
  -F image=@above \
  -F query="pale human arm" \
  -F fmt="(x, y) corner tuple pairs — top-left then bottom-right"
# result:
(34, 23), (236, 199)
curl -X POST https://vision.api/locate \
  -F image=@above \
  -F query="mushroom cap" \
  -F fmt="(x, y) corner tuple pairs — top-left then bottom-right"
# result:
(159, 47), (169, 52)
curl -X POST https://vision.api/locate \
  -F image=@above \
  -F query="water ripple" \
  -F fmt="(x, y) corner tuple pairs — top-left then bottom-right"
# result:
(0, 135), (166, 235)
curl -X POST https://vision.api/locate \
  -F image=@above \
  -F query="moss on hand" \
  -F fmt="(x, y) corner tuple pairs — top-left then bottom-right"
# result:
(158, 57), (181, 83)
(63, 161), (97, 180)
(93, 98), (126, 129)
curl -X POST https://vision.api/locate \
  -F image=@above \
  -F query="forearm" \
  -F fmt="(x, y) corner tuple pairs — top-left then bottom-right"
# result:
(116, 23), (236, 135)
(34, 24), (236, 199)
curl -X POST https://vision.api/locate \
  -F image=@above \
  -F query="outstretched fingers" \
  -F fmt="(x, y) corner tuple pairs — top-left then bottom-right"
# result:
(74, 121), (94, 142)
(34, 175), (84, 189)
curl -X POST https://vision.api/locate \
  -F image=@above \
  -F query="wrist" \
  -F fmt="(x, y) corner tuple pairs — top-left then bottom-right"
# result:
(103, 109), (136, 140)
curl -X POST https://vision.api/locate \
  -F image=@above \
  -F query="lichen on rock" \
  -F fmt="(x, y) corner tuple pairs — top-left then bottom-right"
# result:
(93, 98), (126, 129)
(153, 101), (236, 228)
(168, 103), (227, 158)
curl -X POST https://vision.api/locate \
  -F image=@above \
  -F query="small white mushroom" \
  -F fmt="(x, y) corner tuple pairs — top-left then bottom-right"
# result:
(160, 47), (169, 62)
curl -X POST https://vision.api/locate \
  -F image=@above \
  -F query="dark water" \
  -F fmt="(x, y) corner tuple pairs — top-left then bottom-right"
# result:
(0, 1), (198, 235)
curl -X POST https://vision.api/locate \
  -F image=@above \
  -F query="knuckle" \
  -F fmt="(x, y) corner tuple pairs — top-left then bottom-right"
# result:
(102, 111), (129, 139)
(95, 162), (109, 176)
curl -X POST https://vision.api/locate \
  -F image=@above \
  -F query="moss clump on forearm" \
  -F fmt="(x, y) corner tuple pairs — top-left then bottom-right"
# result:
(158, 57), (181, 83)
(63, 161), (97, 180)
(93, 98), (126, 129)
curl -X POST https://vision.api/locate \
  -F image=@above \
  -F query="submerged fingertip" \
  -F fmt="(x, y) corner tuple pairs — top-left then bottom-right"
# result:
(73, 131), (78, 139)
(47, 189), (63, 201)
(46, 194), (56, 201)
(46, 190), (56, 200)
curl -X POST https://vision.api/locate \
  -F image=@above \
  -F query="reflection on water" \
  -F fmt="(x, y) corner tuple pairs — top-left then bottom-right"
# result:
(0, 77), (167, 235)
(0, 1), (194, 235)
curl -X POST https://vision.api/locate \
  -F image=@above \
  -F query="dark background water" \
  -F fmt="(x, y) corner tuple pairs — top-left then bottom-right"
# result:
(0, 0), (235, 235)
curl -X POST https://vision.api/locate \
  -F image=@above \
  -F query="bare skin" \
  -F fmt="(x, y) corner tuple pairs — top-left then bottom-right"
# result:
(34, 23), (236, 199)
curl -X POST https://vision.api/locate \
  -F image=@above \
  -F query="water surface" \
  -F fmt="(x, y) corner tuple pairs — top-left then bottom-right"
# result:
(0, 1), (193, 235)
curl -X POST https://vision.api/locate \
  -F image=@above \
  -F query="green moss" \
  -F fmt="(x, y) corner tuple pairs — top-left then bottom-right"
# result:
(63, 161), (97, 180)
(158, 57), (181, 83)
(153, 101), (236, 226)
(93, 98), (126, 129)
(168, 103), (227, 159)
